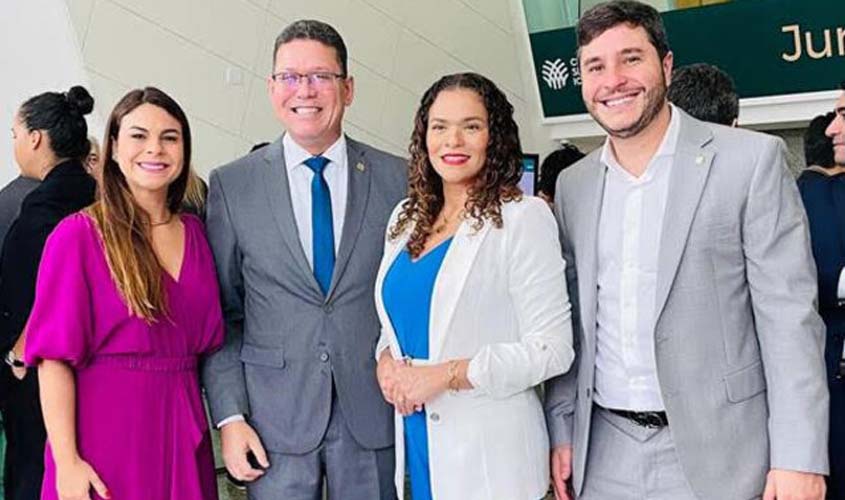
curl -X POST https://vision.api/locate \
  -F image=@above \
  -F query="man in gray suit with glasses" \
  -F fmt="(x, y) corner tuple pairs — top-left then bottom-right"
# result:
(545, 2), (828, 499)
(203, 19), (406, 500)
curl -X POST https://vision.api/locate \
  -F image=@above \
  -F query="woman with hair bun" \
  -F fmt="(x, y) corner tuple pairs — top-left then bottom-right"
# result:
(0, 85), (97, 500)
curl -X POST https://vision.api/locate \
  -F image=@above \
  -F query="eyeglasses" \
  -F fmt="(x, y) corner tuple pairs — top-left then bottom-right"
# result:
(271, 71), (346, 90)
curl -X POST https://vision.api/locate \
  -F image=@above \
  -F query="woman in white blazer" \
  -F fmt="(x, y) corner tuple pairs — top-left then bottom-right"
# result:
(374, 72), (575, 500)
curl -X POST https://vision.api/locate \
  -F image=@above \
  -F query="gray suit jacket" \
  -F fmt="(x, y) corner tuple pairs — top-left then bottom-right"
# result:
(0, 176), (39, 244)
(202, 136), (407, 453)
(545, 110), (829, 499)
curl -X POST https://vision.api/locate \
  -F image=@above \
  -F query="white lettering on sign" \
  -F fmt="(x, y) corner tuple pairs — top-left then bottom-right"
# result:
(782, 24), (845, 62)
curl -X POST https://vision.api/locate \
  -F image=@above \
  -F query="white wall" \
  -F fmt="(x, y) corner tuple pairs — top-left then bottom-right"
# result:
(0, 0), (98, 187)
(65, 0), (556, 178)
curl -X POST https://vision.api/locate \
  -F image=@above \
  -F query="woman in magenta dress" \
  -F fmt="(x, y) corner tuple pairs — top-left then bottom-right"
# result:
(24, 87), (223, 500)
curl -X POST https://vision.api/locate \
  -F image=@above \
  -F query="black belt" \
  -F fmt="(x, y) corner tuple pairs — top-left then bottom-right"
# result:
(606, 408), (669, 428)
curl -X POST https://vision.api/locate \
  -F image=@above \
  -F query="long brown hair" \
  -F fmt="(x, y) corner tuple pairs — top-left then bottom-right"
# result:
(85, 87), (191, 322)
(390, 72), (523, 258)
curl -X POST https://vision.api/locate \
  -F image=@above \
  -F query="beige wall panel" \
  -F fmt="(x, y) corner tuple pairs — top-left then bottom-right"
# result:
(379, 83), (418, 151)
(392, 29), (466, 96)
(252, 12), (290, 77)
(85, 68), (130, 138)
(461, 0), (513, 34)
(108, 0), (265, 70)
(336, 0), (402, 80)
(191, 117), (251, 175)
(84, 1), (250, 133)
(345, 60), (389, 134)
(66, 0), (95, 45)
(239, 75), (283, 145)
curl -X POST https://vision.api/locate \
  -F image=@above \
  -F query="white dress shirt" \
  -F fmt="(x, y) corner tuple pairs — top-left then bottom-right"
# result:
(593, 106), (681, 412)
(283, 132), (348, 267)
(217, 132), (349, 428)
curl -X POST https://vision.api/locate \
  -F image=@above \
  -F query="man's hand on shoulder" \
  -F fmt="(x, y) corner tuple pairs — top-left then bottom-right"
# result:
(220, 420), (270, 482)
(763, 469), (825, 500)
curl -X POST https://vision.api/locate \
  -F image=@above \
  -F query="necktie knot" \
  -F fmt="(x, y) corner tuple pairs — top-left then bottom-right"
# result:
(304, 156), (330, 176)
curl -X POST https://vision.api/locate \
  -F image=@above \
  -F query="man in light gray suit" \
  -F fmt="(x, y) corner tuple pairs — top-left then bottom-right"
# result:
(202, 20), (406, 499)
(545, 2), (829, 499)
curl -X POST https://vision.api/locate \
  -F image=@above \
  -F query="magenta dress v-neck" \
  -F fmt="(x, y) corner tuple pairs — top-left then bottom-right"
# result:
(24, 213), (223, 500)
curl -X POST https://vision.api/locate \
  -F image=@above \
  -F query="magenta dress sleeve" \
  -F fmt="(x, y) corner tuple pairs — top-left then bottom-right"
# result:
(24, 214), (94, 367)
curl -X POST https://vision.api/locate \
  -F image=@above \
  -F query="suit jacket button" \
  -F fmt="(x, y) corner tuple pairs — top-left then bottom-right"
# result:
(586, 388), (592, 398)
(429, 412), (440, 422)
(320, 352), (330, 362)
(323, 304), (333, 313)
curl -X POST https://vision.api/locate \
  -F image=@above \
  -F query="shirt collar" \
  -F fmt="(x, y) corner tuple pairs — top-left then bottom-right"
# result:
(600, 103), (681, 180)
(283, 133), (347, 171)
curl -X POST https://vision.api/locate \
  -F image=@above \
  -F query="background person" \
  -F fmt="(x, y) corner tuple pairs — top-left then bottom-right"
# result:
(24, 87), (223, 500)
(818, 83), (845, 499)
(536, 144), (585, 206)
(667, 62), (739, 126)
(375, 72), (574, 500)
(84, 136), (100, 175)
(0, 85), (96, 500)
(0, 176), (39, 245)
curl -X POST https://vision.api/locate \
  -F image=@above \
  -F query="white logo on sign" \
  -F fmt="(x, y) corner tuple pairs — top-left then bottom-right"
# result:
(542, 59), (570, 90)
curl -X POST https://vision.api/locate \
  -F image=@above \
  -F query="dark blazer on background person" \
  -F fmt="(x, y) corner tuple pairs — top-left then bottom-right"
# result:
(0, 176), (40, 245)
(0, 159), (95, 500)
(0, 160), (95, 371)
(797, 167), (845, 498)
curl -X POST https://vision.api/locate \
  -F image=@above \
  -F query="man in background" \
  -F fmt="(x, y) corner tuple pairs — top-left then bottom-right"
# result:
(668, 62), (739, 126)
(536, 144), (585, 206)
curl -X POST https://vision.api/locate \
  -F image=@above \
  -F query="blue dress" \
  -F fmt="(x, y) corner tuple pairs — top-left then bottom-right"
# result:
(382, 238), (452, 500)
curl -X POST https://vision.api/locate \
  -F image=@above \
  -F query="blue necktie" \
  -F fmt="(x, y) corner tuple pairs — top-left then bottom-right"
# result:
(303, 156), (335, 295)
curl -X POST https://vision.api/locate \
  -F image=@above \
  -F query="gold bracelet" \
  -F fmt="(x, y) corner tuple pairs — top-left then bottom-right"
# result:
(447, 360), (460, 391)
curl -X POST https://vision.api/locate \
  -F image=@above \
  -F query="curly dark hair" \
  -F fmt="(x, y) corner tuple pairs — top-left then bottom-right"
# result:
(390, 72), (523, 258)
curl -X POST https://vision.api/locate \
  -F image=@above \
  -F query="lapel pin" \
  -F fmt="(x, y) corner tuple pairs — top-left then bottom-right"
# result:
(355, 162), (366, 172)
(695, 155), (705, 165)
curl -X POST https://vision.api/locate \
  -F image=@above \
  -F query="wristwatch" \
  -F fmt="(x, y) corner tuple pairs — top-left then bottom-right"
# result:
(4, 350), (25, 368)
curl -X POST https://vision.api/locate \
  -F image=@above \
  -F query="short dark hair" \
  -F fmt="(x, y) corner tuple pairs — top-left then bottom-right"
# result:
(18, 85), (94, 160)
(537, 144), (585, 199)
(273, 20), (348, 76)
(668, 63), (739, 126)
(804, 112), (835, 168)
(577, 0), (670, 60)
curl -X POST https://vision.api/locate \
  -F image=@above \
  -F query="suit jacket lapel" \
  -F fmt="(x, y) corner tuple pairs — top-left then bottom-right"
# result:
(429, 220), (492, 361)
(574, 156), (605, 347)
(260, 138), (324, 298)
(653, 115), (715, 321)
(326, 137), (372, 300)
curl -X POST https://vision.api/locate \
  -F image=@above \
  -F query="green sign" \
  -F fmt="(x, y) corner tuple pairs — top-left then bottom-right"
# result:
(529, 0), (845, 118)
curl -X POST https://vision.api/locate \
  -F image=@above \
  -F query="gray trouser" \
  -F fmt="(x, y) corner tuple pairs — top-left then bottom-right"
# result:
(247, 395), (396, 500)
(579, 406), (698, 500)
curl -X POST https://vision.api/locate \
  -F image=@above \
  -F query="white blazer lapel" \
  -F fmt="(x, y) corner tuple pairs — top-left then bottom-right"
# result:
(428, 220), (493, 361)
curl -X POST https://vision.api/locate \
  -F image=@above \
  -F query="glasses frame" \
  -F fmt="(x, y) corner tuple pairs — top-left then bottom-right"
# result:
(271, 71), (347, 90)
